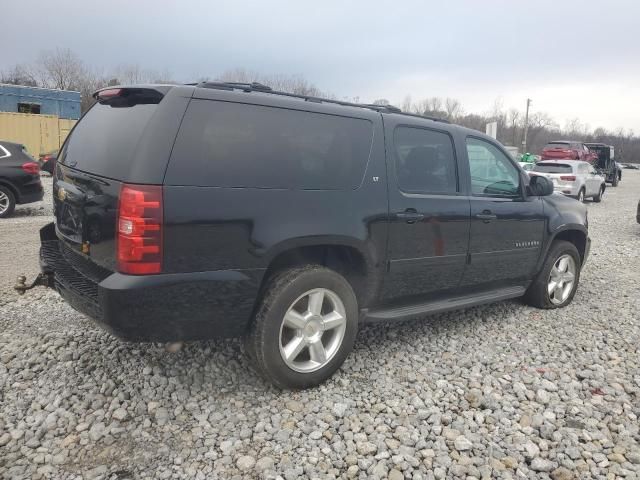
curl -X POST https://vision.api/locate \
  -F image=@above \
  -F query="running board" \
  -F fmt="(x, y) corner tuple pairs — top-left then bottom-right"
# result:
(362, 286), (526, 323)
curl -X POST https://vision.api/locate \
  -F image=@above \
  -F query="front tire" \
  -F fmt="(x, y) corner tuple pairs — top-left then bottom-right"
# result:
(0, 186), (16, 218)
(612, 175), (619, 187)
(245, 266), (358, 389)
(523, 240), (581, 309)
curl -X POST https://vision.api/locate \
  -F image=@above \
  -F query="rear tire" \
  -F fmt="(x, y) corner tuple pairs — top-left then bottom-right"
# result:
(576, 188), (585, 202)
(0, 186), (16, 218)
(592, 185), (604, 203)
(523, 240), (581, 309)
(245, 265), (358, 389)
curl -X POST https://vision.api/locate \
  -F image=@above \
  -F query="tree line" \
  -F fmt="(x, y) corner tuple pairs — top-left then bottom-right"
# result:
(2, 48), (638, 162)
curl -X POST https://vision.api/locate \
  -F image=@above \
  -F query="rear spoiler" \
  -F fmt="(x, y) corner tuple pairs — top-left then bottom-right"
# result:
(93, 86), (169, 107)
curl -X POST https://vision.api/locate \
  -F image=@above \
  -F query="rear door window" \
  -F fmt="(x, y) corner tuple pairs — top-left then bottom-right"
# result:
(59, 102), (159, 179)
(533, 163), (573, 174)
(394, 126), (458, 194)
(166, 100), (373, 189)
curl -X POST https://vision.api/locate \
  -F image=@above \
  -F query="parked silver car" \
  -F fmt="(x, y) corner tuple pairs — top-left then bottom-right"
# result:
(531, 160), (606, 202)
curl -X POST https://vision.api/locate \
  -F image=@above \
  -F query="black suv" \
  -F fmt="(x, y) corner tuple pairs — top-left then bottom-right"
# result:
(35, 83), (590, 388)
(0, 141), (44, 218)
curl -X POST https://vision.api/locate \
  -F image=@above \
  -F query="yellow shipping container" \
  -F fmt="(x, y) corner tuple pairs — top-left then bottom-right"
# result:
(0, 112), (76, 157)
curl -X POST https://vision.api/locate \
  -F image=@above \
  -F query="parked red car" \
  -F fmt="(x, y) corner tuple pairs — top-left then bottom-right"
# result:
(541, 141), (597, 163)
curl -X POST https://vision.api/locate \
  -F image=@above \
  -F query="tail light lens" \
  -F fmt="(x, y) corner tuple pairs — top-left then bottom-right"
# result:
(560, 175), (576, 181)
(117, 184), (163, 274)
(22, 162), (40, 174)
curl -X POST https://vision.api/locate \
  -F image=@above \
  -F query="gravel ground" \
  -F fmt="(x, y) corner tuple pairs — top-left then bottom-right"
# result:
(1, 172), (639, 480)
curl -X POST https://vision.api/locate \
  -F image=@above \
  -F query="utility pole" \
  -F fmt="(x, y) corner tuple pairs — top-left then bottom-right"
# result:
(522, 98), (532, 153)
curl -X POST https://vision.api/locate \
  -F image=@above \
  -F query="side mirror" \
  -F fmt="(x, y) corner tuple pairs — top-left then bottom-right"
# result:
(528, 175), (553, 196)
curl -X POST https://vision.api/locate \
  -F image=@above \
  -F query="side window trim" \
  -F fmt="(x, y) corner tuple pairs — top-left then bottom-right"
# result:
(0, 145), (11, 159)
(465, 135), (523, 199)
(393, 124), (460, 196)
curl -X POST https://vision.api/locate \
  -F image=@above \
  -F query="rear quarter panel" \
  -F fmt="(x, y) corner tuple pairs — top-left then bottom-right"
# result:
(162, 97), (389, 303)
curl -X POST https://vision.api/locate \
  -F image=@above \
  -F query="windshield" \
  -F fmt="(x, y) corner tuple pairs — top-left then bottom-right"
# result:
(544, 142), (571, 150)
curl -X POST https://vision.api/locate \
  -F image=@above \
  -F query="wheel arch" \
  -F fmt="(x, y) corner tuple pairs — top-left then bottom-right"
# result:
(257, 238), (381, 310)
(0, 178), (19, 202)
(547, 227), (588, 265)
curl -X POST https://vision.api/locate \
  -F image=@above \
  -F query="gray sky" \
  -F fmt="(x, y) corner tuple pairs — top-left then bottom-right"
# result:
(2, 0), (639, 132)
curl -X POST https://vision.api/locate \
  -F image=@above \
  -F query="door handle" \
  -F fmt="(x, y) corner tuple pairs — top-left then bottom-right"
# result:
(475, 210), (497, 222)
(396, 209), (425, 224)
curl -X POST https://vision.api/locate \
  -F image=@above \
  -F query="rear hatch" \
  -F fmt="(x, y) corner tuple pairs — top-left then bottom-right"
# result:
(54, 86), (190, 272)
(531, 162), (576, 188)
(541, 143), (576, 160)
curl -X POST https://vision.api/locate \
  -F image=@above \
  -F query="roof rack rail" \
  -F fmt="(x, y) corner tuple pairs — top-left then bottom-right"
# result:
(193, 81), (449, 123)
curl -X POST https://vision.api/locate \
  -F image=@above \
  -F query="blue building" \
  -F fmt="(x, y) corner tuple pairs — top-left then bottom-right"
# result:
(0, 84), (81, 120)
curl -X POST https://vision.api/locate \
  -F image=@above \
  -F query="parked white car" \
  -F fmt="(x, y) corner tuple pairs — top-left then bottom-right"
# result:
(531, 160), (606, 202)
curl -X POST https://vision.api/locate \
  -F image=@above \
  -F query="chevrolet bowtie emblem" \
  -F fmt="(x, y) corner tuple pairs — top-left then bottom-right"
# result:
(57, 187), (67, 201)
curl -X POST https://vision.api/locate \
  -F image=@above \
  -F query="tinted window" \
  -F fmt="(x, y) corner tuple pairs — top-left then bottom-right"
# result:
(544, 142), (570, 149)
(533, 163), (573, 173)
(394, 127), (457, 194)
(60, 102), (159, 179)
(466, 138), (520, 197)
(166, 100), (373, 189)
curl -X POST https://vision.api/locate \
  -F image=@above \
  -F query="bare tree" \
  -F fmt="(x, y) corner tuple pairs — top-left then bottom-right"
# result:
(36, 48), (86, 91)
(1, 64), (39, 87)
(564, 118), (584, 138)
(507, 108), (520, 146)
(217, 68), (261, 84)
(77, 69), (109, 113)
(215, 68), (322, 96)
(444, 98), (463, 120)
(427, 97), (443, 113)
(372, 98), (390, 106)
(401, 95), (413, 112)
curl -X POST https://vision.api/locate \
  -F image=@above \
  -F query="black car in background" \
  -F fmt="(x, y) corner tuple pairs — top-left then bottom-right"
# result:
(36, 83), (590, 388)
(39, 151), (58, 175)
(0, 141), (44, 218)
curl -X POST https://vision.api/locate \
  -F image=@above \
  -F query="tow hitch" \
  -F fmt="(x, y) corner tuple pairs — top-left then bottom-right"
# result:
(14, 273), (52, 295)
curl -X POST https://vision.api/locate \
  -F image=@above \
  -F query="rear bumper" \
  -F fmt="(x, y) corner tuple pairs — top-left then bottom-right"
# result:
(39, 223), (263, 342)
(553, 184), (580, 197)
(18, 183), (44, 204)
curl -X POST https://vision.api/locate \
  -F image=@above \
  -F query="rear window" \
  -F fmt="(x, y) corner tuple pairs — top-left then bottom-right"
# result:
(166, 100), (373, 189)
(544, 142), (571, 150)
(59, 102), (159, 179)
(533, 163), (573, 173)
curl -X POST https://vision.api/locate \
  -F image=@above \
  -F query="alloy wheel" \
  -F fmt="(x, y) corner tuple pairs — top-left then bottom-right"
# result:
(0, 190), (9, 215)
(278, 288), (347, 373)
(547, 254), (576, 305)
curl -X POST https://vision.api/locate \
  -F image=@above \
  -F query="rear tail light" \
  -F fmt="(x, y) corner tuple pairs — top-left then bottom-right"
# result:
(21, 162), (40, 174)
(560, 175), (576, 181)
(117, 184), (163, 274)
